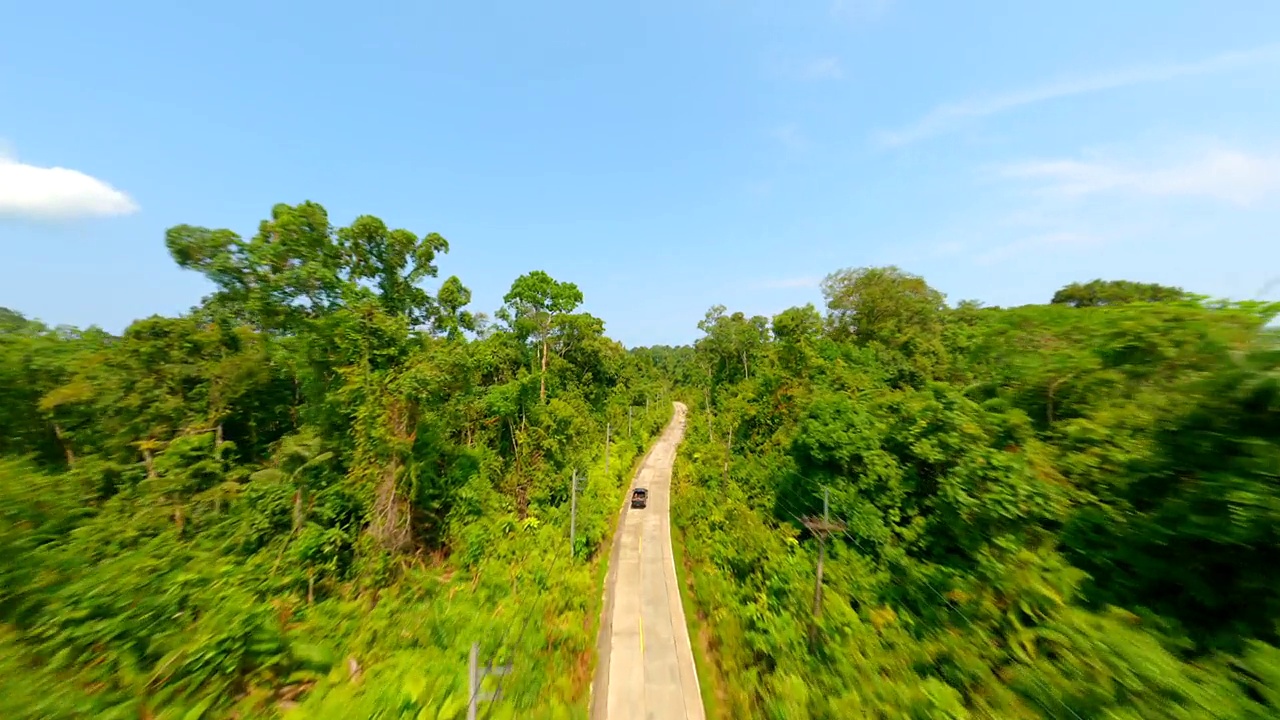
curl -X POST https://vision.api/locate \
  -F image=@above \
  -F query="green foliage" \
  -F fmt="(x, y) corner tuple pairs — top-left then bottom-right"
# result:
(13, 215), (1275, 719)
(668, 266), (1280, 719)
(1050, 278), (1188, 307)
(0, 201), (675, 718)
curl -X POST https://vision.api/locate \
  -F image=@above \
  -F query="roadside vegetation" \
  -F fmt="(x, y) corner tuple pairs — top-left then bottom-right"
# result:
(670, 268), (1280, 719)
(0, 201), (672, 719)
(6, 203), (1277, 719)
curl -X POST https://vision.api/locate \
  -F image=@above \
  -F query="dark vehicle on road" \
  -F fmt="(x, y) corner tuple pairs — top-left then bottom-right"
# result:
(630, 488), (648, 509)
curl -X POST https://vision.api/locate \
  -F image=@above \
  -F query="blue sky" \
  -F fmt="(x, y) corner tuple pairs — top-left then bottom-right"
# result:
(2, 1), (1279, 346)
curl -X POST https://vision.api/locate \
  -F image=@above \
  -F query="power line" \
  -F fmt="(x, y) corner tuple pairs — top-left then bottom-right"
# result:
(696, 398), (1087, 716)
(480, 462), (595, 719)
(479, 584), (547, 720)
(468, 546), (541, 720)
(472, 549), (571, 719)
(770, 473), (1086, 720)
(467, 399), (674, 716)
(702, 463), (1079, 717)
(486, 411), (675, 715)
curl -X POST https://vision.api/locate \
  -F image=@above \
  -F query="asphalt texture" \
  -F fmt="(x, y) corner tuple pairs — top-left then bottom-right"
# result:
(590, 402), (705, 720)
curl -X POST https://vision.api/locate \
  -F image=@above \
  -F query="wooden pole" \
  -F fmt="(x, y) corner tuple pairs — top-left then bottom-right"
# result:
(804, 488), (845, 645)
(814, 488), (829, 620)
(570, 469), (578, 557)
(468, 643), (479, 720)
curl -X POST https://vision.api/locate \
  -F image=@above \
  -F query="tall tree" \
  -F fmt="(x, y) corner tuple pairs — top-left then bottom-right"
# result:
(432, 275), (478, 341)
(338, 215), (449, 326)
(166, 202), (452, 332)
(1051, 279), (1187, 307)
(500, 271), (584, 403)
(820, 265), (946, 345)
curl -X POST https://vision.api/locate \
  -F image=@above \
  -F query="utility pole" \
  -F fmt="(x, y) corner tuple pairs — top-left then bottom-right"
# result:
(705, 387), (714, 444)
(604, 422), (611, 475)
(723, 425), (732, 482)
(802, 488), (845, 645)
(814, 488), (829, 621)
(628, 406), (632, 439)
(468, 642), (511, 720)
(569, 469), (578, 557)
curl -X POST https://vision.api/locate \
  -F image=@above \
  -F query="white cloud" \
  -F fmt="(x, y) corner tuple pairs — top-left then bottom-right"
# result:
(974, 231), (1103, 266)
(876, 43), (1280, 148)
(970, 143), (1280, 266)
(998, 147), (1280, 206)
(0, 147), (138, 220)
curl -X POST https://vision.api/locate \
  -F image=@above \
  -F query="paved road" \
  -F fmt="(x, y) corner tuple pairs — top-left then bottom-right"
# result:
(591, 401), (705, 720)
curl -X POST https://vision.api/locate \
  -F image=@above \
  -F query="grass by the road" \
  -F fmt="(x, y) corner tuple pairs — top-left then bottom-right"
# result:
(671, 514), (724, 720)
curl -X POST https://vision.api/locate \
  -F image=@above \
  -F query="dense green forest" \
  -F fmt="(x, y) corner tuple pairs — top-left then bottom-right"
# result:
(6, 201), (1279, 720)
(669, 268), (1280, 718)
(0, 201), (674, 719)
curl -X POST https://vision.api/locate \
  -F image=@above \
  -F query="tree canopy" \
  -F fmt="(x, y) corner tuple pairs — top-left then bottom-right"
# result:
(1050, 278), (1188, 307)
(668, 267), (1280, 719)
(4, 232), (1278, 718)
(0, 201), (674, 718)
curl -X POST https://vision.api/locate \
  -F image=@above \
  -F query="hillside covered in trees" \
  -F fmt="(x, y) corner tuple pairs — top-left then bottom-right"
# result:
(0, 201), (675, 719)
(671, 269), (1280, 718)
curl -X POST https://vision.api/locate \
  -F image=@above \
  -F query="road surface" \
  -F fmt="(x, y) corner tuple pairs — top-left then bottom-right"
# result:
(591, 401), (705, 720)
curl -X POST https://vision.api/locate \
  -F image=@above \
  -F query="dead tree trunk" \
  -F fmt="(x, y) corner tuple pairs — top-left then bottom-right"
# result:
(52, 422), (75, 466)
(369, 399), (416, 552)
(540, 336), (549, 403)
(293, 489), (304, 533)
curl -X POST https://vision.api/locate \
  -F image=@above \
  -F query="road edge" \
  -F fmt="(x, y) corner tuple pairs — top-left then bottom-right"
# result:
(589, 403), (678, 720)
(660, 405), (705, 720)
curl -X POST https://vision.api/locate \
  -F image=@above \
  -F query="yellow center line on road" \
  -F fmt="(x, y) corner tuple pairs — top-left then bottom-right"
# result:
(638, 531), (644, 655)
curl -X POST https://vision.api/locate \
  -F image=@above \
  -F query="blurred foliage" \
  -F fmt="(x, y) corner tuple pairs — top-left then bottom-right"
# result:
(0, 201), (674, 718)
(669, 267), (1280, 719)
